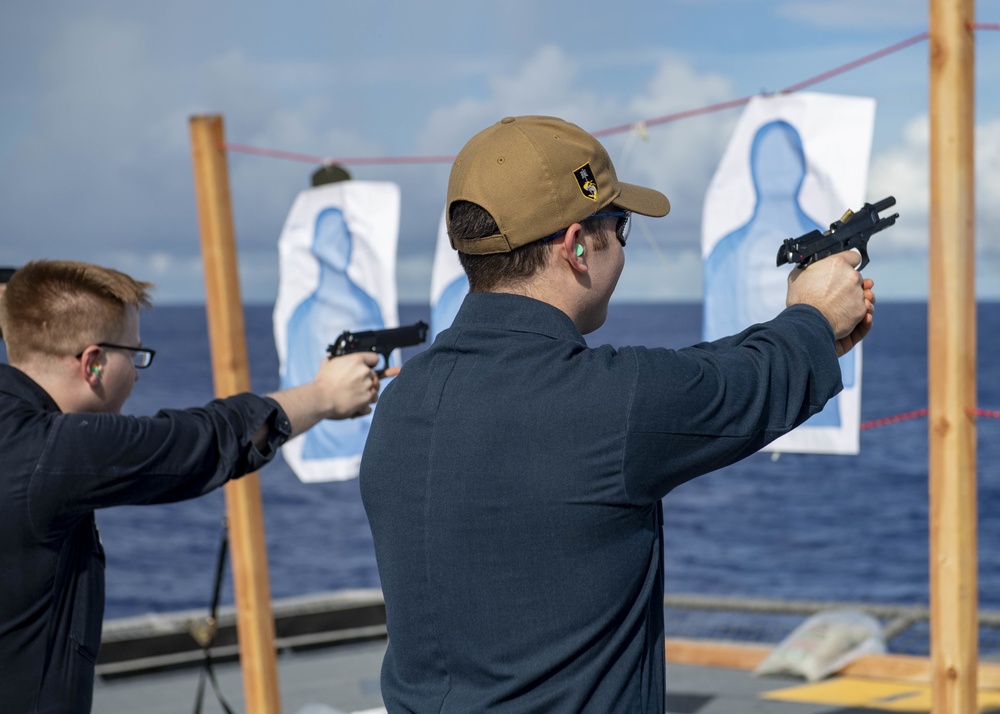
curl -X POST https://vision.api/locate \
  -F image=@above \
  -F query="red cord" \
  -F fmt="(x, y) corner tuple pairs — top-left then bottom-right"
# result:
(778, 32), (929, 94)
(223, 142), (455, 167)
(860, 407), (1000, 430)
(860, 409), (929, 431)
(225, 30), (942, 164)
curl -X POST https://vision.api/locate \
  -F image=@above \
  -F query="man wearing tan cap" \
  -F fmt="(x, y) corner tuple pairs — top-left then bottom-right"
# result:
(361, 116), (874, 712)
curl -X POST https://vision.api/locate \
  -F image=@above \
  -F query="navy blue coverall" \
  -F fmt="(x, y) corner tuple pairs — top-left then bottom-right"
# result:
(361, 292), (842, 713)
(0, 364), (290, 713)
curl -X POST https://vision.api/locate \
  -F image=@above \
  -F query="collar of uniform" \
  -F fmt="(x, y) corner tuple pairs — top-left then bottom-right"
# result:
(0, 363), (63, 413)
(452, 291), (587, 346)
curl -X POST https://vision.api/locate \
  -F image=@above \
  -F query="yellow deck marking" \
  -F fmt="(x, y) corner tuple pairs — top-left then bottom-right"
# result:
(762, 676), (1000, 712)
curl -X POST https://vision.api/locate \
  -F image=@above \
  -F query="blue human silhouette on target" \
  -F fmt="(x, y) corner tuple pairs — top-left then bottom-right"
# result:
(282, 207), (386, 458)
(703, 120), (855, 427)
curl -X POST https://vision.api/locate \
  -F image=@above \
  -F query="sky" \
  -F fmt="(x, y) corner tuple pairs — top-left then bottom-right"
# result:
(1, 0), (998, 304)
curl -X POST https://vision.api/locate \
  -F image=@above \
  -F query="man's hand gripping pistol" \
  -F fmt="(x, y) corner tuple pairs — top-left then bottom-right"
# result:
(776, 196), (899, 271)
(327, 321), (429, 377)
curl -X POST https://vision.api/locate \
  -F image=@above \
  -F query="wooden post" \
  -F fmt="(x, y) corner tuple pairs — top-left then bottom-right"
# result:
(189, 114), (282, 714)
(928, 1), (977, 712)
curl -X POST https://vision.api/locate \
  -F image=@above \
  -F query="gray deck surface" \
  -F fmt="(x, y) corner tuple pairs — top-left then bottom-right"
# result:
(90, 590), (1000, 712)
(93, 639), (386, 714)
(91, 637), (909, 714)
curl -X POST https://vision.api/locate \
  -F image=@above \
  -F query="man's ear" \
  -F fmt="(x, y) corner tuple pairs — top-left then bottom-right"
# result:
(79, 346), (103, 384)
(561, 223), (588, 274)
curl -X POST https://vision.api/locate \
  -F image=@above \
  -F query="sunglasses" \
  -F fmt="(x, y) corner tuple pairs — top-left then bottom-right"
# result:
(543, 209), (632, 247)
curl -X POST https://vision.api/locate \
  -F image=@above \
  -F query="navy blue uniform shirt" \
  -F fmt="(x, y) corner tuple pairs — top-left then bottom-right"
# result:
(361, 292), (842, 713)
(0, 364), (290, 713)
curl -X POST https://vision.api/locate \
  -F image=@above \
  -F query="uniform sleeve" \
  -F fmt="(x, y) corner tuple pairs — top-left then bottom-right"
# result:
(621, 305), (843, 504)
(27, 394), (291, 540)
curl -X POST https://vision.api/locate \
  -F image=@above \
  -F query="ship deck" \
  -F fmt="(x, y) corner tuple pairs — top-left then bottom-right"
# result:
(91, 590), (1000, 713)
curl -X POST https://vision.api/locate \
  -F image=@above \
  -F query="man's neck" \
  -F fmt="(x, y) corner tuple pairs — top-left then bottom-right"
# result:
(13, 358), (84, 413)
(488, 280), (586, 334)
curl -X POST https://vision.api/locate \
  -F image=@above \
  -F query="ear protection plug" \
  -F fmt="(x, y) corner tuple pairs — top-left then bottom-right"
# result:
(90, 366), (101, 375)
(575, 244), (584, 257)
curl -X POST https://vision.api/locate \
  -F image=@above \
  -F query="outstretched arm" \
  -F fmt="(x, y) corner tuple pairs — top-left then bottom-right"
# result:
(256, 351), (382, 448)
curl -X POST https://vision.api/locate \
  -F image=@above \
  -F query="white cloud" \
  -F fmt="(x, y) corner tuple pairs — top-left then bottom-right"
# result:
(4, 1), (995, 306)
(867, 115), (930, 252)
(868, 114), (1000, 259)
(976, 119), (1000, 256)
(418, 47), (739, 258)
(417, 45), (604, 152)
(0, 16), (203, 266)
(96, 251), (206, 304)
(488, 46), (586, 111)
(405, 48), (741, 300)
(617, 59), (740, 252)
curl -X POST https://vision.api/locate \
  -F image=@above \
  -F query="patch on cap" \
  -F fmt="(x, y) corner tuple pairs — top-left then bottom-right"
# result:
(574, 163), (598, 201)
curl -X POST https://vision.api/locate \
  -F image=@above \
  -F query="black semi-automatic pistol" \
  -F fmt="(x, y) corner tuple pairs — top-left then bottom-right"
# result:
(776, 196), (899, 271)
(327, 320), (429, 372)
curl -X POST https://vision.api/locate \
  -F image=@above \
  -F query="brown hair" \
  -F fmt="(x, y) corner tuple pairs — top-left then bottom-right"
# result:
(450, 201), (610, 293)
(0, 260), (153, 363)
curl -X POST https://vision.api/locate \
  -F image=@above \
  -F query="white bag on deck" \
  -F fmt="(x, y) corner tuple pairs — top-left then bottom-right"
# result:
(754, 609), (886, 681)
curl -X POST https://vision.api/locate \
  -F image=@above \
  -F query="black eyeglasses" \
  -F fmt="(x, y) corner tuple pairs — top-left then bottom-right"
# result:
(543, 209), (632, 247)
(76, 343), (156, 368)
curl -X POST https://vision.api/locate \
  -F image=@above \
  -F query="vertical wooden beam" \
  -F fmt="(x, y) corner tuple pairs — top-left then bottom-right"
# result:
(189, 114), (282, 714)
(928, 1), (978, 712)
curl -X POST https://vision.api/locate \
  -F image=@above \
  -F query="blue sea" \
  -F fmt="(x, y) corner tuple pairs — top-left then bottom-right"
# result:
(28, 302), (1000, 620)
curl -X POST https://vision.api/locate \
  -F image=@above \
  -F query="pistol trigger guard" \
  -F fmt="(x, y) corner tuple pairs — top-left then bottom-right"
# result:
(857, 247), (870, 272)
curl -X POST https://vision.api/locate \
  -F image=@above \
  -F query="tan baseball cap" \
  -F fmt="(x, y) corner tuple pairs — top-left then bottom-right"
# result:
(446, 115), (670, 254)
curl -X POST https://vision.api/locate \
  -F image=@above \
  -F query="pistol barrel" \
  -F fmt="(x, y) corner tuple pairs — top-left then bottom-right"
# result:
(870, 196), (896, 213)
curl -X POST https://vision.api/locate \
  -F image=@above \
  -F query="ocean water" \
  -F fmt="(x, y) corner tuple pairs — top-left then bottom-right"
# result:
(12, 302), (998, 621)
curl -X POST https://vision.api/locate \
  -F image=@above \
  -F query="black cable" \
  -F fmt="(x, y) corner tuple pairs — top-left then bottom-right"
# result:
(193, 518), (237, 714)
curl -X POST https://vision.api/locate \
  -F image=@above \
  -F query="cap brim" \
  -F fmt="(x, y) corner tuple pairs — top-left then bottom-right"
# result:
(615, 182), (670, 217)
